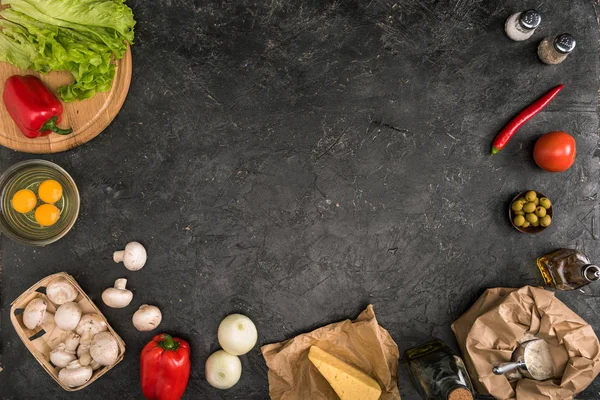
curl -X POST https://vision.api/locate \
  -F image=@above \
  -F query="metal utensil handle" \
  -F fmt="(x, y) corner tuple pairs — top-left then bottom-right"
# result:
(493, 360), (526, 375)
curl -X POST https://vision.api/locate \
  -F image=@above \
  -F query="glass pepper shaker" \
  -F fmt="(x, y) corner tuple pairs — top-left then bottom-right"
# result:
(406, 339), (475, 400)
(538, 33), (576, 64)
(537, 248), (600, 290)
(505, 10), (541, 41)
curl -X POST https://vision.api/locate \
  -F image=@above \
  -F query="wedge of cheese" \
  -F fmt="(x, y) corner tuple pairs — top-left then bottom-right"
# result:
(308, 346), (382, 400)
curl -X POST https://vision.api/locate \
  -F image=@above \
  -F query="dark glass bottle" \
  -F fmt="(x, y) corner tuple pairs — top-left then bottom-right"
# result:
(406, 339), (474, 400)
(537, 248), (600, 290)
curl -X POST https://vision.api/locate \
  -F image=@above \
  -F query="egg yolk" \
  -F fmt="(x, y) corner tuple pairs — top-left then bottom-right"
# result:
(38, 179), (63, 204)
(35, 204), (60, 226)
(11, 189), (37, 213)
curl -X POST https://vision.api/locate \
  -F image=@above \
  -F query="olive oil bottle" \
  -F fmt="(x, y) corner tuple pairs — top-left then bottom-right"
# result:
(406, 339), (474, 400)
(537, 248), (600, 290)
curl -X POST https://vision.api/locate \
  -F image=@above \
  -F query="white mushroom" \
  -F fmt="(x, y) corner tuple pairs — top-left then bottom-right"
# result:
(50, 333), (80, 368)
(102, 278), (133, 308)
(90, 332), (119, 366)
(58, 360), (93, 388)
(90, 360), (102, 371)
(76, 314), (108, 339)
(113, 241), (147, 271)
(23, 297), (55, 330)
(132, 304), (162, 331)
(54, 302), (82, 331)
(46, 277), (78, 305)
(75, 314), (108, 366)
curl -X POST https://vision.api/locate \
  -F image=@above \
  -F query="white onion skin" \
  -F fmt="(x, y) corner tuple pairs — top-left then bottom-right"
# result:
(205, 350), (242, 389)
(217, 314), (258, 356)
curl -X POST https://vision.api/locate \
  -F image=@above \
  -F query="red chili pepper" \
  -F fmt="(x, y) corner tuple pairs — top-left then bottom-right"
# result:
(491, 84), (564, 155)
(2, 75), (72, 139)
(140, 334), (191, 400)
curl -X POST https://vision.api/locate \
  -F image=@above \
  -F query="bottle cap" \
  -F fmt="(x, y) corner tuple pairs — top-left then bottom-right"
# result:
(519, 10), (541, 30)
(448, 387), (473, 400)
(583, 265), (600, 281)
(554, 34), (576, 54)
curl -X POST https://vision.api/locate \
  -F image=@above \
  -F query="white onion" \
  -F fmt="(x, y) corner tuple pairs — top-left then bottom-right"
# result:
(205, 350), (242, 389)
(217, 314), (258, 356)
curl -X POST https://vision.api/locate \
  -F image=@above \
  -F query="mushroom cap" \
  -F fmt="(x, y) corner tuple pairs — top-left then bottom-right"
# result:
(55, 302), (82, 331)
(102, 287), (133, 308)
(58, 360), (93, 388)
(90, 332), (119, 366)
(132, 304), (162, 331)
(23, 298), (49, 330)
(76, 313), (107, 338)
(50, 344), (77, 368)
(114, 241), (147, 271)
(46, 277), (78, 305)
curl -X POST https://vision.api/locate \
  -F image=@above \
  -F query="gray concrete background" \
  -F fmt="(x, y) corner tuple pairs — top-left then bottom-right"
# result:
(1, 0), (600, 398)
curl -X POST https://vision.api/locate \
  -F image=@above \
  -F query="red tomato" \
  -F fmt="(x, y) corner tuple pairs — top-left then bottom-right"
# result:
(533, 131), (576, 172)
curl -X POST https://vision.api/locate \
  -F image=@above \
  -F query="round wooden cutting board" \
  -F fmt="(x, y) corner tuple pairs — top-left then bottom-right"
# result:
(0, 49), (132, 154)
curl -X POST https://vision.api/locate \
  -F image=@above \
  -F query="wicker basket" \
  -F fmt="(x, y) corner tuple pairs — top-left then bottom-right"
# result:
(10, 272), (126, 391)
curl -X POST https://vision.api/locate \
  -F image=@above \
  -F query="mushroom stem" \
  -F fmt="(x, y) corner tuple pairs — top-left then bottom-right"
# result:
(41, 311), (55, 328)
(114, 278), (127, 290)
(90, 360), (102, 371)
(113, 250), (125, 263)
(79, 351), (92, 366)
(64, 333), (81, 352)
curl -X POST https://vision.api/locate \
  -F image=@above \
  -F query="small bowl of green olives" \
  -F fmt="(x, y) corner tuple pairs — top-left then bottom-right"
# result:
(509, 190), (553, 234)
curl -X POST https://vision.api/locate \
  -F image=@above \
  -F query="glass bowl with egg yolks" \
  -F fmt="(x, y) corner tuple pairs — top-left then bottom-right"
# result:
(0, 160), (79, 245)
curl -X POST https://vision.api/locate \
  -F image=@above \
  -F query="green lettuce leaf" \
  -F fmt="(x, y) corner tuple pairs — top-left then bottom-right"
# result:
(3, 0), (134, 42)
(0, 0), (134, 101)
(0, 19), (42, 70)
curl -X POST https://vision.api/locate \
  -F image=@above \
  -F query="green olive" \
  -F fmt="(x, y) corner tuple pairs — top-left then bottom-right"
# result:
(518, 198), (527, 204)
(511, 201), (524, 211)
(521, 221), (531, 228)
(540, 197), (552, 209)
(533, 197), (539, 206)
(525, 191), (537, 202)
(514, 210), (525, 215)
(531, 220), (540, 227)
(535, 207), (547, 218)
(523, 202), (536, 214)
(526, 213), (538, 224)
(540, 215), (552, 227)
(513, 215), (525, 227)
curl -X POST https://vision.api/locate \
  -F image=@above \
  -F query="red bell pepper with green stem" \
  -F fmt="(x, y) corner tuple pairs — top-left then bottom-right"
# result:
(140, 334), (191, 400)
(3, 75), (72, 139)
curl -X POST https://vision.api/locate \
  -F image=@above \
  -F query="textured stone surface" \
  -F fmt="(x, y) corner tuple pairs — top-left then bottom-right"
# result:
(2, 0), (600, 399)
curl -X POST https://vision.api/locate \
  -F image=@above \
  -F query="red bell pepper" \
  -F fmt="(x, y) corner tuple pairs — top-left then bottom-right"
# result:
(140, 334), (191, 400)
(3, 75), (72, 139)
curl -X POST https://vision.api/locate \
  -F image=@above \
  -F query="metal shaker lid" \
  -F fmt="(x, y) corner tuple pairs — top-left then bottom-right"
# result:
(554, 34), (576, 54)
(519, 10), (541, 30)
(583, 264), (600, 281)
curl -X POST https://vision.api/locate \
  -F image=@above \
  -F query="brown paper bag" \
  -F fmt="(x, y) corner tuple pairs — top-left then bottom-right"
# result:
(451, 286), (600, 400)
(261, 305), (401, 399)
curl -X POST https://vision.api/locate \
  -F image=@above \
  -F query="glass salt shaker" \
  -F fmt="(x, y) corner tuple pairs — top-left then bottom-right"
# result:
(538, 33), (576, 65)
(505, 10), (541, 41)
